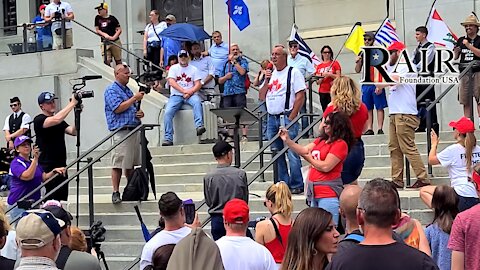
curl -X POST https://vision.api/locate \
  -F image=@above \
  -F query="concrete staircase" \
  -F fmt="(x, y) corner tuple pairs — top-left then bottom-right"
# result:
(57, 131), (456, 269)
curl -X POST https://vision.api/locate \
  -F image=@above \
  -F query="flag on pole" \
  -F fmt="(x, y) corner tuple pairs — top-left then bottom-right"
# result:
(426, 7), (458, 49)
(345, 24), (366, 55)
(289, 25), (321, 66)
(226, 0), (250, 31)
(375, 18), (400, 47)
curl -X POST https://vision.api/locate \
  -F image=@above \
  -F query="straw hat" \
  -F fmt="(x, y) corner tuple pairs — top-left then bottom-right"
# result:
(461, 14), (480, 27)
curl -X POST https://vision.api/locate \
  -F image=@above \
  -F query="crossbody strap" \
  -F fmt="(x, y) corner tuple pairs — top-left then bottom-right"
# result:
(284, 67), (294, 112)
(151, 24), (162, 41)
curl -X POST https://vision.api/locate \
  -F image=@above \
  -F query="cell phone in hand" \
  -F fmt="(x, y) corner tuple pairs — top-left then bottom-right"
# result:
(184, 203), (195, 225)
(279, 115), (286, 128)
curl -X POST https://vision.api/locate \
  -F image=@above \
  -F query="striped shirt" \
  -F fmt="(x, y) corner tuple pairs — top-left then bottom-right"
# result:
(17, 256), (59, 270)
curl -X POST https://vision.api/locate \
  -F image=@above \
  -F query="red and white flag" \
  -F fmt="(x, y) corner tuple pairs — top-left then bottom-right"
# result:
(426, 8), (458, 49)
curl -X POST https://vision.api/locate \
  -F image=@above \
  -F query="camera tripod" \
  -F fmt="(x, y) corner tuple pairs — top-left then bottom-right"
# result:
(93, 243), (110, 270)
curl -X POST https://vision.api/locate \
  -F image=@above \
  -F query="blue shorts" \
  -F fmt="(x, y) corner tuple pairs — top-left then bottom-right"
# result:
(362, 85), (388, 110)
(341, 139), (365, 184)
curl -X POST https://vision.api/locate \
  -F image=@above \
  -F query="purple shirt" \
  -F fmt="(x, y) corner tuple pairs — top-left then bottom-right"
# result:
(7, 156), (43, 205)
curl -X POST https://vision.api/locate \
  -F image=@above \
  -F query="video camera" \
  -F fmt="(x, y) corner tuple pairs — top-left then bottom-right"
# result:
(73, 90), (94, 101)
(135, 70), (163, 94)
(53, 9), (65, 20)
(90, 220), (106, 245)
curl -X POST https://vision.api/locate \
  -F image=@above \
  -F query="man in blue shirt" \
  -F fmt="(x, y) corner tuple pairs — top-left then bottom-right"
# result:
(287, 40), (313, 135)
(104, 64), (144, 204)
(207, 31), (229, 100)
(160, 15), (182, 67)
(31, 4), (53, 51)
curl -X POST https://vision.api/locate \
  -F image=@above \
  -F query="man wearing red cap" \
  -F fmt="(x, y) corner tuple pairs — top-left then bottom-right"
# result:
(31, 4), (53, 51)
(449, 163), (480, 270)
(386, 41), (428, 189)
(216, 199), (276, 270)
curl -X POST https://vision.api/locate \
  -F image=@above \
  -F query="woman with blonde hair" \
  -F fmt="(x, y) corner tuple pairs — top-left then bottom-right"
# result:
(280, 207), (339, 270)
(255, 181), (293, 265)
(323, 76), (368, 185)
(421, 116), (480, 212)
(69, 226), (88, 252)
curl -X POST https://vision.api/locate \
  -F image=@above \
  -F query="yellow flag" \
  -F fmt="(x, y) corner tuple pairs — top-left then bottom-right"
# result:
(345, 25), (365, 55)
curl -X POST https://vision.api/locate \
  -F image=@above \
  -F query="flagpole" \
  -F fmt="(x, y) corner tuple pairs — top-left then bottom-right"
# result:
(328, 22), (362, 70)
(424, 0), (438, 26)
(228, 0), (232, 70)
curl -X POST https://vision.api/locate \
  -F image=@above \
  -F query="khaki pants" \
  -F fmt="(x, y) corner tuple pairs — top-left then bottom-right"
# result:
(389, 114), (427, 185)
(53, 28), (73, 49)
(101, 39), (122, 63)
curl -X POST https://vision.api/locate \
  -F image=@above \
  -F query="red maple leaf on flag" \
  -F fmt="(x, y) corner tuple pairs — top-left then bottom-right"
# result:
(185, 77), (192, 83)
(176, 76), (181, 81)
(181, 73), (187, 78)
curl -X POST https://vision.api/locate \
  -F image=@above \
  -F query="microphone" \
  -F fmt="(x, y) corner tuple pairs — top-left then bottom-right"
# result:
(266, 63), (274, 82)
(75, 75), (102, 81)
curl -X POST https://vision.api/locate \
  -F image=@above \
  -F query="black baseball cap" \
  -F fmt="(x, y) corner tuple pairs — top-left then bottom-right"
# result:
(288, 40), (299, 46)
(212, 140), (233, 158)
(42, 205), (73, 227)
(363, 32), (375, 39)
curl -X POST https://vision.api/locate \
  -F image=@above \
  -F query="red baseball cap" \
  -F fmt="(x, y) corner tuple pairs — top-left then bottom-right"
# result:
(449, 117), (475, 134)
(387, 41), (406, 52)
(39, 4), (46, 11)
(223, 199), (249, 224)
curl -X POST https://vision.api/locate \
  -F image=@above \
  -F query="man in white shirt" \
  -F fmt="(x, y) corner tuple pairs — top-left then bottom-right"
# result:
(386, 41), (428, 189)
(259, 45), (306, 194)
(216, 199), (276, 270)
(3, 97), (31, 150)
(44, 0), (74, 50)
(139, 192), (193, 270)
(162, 50), (206, 146)
(189, 42), (216, 102)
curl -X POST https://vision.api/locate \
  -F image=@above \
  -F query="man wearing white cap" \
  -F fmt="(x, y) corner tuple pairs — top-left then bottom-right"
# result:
(15, 210), (64, 269)
(162, 50), (205, 146)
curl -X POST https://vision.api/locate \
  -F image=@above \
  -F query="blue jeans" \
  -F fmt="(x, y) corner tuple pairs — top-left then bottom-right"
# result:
(8, 204), (26, 226)
(163, 94), (204, 142)
(211, 214), (254, 240)
(310, 197), (340, 225)
(258, 101), (268, 140)
(267, 114), (303, 190)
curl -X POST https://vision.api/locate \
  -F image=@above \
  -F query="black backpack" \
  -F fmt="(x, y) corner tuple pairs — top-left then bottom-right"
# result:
(122, 168), (149, 201)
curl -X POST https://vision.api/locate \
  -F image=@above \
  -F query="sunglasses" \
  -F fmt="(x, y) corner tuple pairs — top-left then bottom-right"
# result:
(364, 38), (372, 41)
(10, 103), (18, 108)
(289, 44), (298, 48)
(322, 51), (331, 54)
(324, 120), (331, 125)
(179, 54), (189, 58)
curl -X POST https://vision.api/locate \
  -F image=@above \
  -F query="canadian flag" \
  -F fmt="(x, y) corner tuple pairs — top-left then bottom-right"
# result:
(426, 8), (458, 49)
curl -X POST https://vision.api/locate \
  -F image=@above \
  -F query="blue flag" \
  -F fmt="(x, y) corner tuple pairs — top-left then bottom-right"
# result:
(226, 0), (250, 31)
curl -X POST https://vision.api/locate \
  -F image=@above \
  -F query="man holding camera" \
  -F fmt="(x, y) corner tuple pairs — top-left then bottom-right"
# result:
(104, 64), (144, 204)
(44, 0), (74, 50)
(34, 92), (78, 201)
(42, 201), (101, 270)
(94, 2), (122, 66)
(3, 97), (31, 150)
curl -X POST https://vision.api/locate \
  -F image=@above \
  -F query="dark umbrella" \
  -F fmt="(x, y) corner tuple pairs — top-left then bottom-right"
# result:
(159, 23), (211, 41)
(134, 205), (151, 242)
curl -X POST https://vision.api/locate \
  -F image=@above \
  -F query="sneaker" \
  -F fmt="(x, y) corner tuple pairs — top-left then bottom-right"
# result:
(377, 129), (384, 135)
(363, 129), (374, 135)
(391, 180), (404, 189)
(112, 191), (122, 204)
(196, 126), (206, 136)
(241, 135), (248, 143)
(409, 180), (430, 189)
(290, 188), (304, 195)
(162, 140), (173, 146)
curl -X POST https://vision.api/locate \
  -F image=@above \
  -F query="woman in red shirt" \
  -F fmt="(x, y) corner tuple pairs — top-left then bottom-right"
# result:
(315, 45), (341, 111)
(255, 181), (293, 265)
(279, 112), (354, 225)
(323, 76), (368, 185)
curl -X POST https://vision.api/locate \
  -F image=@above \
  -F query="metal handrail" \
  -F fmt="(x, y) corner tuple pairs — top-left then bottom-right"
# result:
(404, 60), (476, 185)
(71, 19), (165, 74)
(7, 124), (158, 225)
(198, 113), (321, 226)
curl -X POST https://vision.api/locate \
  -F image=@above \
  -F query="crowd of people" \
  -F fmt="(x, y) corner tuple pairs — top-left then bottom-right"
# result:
(4, 3), (480, 270)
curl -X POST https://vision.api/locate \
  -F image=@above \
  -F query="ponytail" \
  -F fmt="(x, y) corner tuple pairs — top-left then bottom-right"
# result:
(266, 182), (293, 217)
(464, 132), (477, 173)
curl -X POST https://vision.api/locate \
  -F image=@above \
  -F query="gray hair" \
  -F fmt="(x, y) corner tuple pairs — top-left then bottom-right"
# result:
(358, 178), (399, 228)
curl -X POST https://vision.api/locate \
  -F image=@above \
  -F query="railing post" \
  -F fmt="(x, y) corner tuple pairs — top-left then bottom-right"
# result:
(61, 17), (67, 49)
(308, 78), (314, 138)
(141, 126), (147, 175)
(22, 24), (28, 53)
(258, 112), (265, 182)
(468, 69), (474, 122)
(405, 158), (411, 187)
(136, 58), (141, 78)
(425, 99), (433, 176)
(272, 148), (279, 183)
(87, 157), (94, 229)
(103, 39), (108, 65)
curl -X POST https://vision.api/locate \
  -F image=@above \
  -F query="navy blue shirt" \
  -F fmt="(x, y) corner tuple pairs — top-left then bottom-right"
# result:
(104, 81), (140, 131)
(32, 15), (52, 41)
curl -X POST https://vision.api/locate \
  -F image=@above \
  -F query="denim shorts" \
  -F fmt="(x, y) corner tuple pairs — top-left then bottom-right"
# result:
(341, 139), (365, 184)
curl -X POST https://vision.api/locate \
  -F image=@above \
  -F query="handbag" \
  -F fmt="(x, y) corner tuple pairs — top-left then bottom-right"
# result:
(148, 23), (162, 48)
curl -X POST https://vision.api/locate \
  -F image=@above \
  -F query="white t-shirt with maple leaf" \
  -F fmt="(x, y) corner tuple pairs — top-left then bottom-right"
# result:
(265, 66), (306, 115)
(167, 63), (201, 96)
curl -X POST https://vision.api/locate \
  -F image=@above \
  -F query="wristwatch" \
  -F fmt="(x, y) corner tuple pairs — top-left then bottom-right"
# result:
(201, 80), (205, 86)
